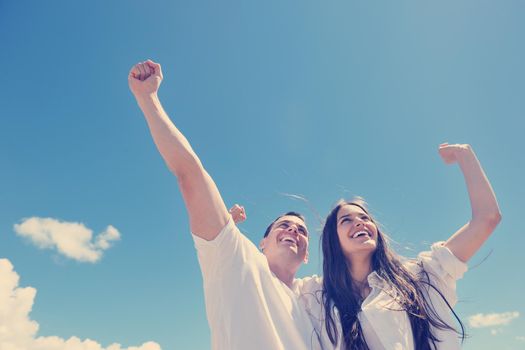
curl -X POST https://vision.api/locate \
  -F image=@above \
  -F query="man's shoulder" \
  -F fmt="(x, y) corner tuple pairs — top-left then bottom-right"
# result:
(193, 218), (242, 247)
(193, 218), (266, 270)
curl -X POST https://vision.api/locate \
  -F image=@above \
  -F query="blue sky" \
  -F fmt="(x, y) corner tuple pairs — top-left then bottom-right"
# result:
(1, 1), (524, 349)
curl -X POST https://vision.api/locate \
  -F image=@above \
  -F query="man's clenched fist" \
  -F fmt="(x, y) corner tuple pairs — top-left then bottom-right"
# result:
(128, 59), (163, 98)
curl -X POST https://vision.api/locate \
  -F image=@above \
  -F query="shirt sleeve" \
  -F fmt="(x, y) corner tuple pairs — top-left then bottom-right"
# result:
(416, 241), (468, 306)
(192, 218), (264, 283)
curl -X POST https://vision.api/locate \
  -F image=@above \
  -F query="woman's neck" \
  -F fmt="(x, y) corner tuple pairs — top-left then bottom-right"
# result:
(347, 256), (374, 300)
(348, 254), (373, 285)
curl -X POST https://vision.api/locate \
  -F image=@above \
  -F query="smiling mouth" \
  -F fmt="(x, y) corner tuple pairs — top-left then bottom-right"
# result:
(279, 236), (298, 245)
(352, 230), (371, 239)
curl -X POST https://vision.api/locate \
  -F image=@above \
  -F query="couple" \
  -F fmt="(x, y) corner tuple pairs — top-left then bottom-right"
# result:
(129, 60), (501, 350)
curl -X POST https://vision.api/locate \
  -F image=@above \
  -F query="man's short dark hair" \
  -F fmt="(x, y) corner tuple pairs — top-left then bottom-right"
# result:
(263, 212), (306, 238)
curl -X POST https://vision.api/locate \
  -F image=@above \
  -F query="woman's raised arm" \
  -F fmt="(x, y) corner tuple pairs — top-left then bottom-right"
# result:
(439, 143), (502, 262)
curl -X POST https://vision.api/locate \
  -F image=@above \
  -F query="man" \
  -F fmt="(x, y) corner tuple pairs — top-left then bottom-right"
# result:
(129, 60), (319, 350)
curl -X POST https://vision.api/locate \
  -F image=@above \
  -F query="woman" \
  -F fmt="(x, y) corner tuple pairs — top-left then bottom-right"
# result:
(299, 143), (501, 350)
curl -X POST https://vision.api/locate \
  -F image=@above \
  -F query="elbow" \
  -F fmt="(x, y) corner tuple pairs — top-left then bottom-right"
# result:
(172, 160), (207, 191)
(490, 211), (502, 226)
(172, 163), (204, 185)
(476, 210), (502, 230)
(165, 153), (204, 180)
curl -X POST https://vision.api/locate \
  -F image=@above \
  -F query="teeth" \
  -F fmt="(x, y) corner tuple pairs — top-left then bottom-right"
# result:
(281, 237), (297, 244)
(352, 231), (369, 239)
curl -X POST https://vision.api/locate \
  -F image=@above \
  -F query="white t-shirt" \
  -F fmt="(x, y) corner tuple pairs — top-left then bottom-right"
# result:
(296, 243), (468, 350)
(192, 219), (320, 350)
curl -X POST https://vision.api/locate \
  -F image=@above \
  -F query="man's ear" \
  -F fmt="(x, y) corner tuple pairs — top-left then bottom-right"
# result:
(259, 238), (266, 252)
(304, 250), (309, 264)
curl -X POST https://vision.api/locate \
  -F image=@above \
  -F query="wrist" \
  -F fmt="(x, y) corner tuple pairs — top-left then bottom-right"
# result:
(135, 92), (160, 106)
(457, 145), (477, 164)
(135, 92), (160, 109)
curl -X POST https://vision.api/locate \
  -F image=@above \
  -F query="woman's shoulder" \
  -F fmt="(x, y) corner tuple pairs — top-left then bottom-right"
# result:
(417, 242), (468, 281)
(398, 242), (468, 279)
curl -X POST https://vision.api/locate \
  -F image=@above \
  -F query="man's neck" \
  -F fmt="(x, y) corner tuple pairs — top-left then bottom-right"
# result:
(267, 260), (298, 289)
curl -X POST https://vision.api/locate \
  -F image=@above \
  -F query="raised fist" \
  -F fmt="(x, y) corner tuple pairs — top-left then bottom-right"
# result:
(438, 143), (473, 164)
(128, 59), (163, 98)
(229, 204), (247, 224)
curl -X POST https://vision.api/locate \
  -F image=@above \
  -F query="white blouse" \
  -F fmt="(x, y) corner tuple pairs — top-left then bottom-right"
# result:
(295, 242), (468, 350)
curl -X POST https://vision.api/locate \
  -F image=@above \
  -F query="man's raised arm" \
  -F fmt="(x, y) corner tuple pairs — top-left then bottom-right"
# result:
(129, 60), (229, 240)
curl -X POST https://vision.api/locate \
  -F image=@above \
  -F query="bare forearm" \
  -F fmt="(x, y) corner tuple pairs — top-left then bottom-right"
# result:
(136, 93), (202, 179)
(135, 93), (229, 239)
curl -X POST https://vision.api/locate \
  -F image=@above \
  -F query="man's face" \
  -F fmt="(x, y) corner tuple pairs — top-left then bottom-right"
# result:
(260, 215), (309, 266)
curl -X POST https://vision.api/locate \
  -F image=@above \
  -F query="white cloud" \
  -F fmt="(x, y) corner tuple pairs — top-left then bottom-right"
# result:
(516, 336), (525, 342)
(14, 218), (121, 263)
(0, 258), (161, 350)
(468, 312), (520, 328)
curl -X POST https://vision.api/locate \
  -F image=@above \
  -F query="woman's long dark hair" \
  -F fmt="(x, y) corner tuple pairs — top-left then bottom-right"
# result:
(321, 198), (465, 350)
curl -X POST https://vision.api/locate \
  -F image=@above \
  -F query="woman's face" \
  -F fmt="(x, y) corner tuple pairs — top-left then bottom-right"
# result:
(336, 204), (379, 259)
